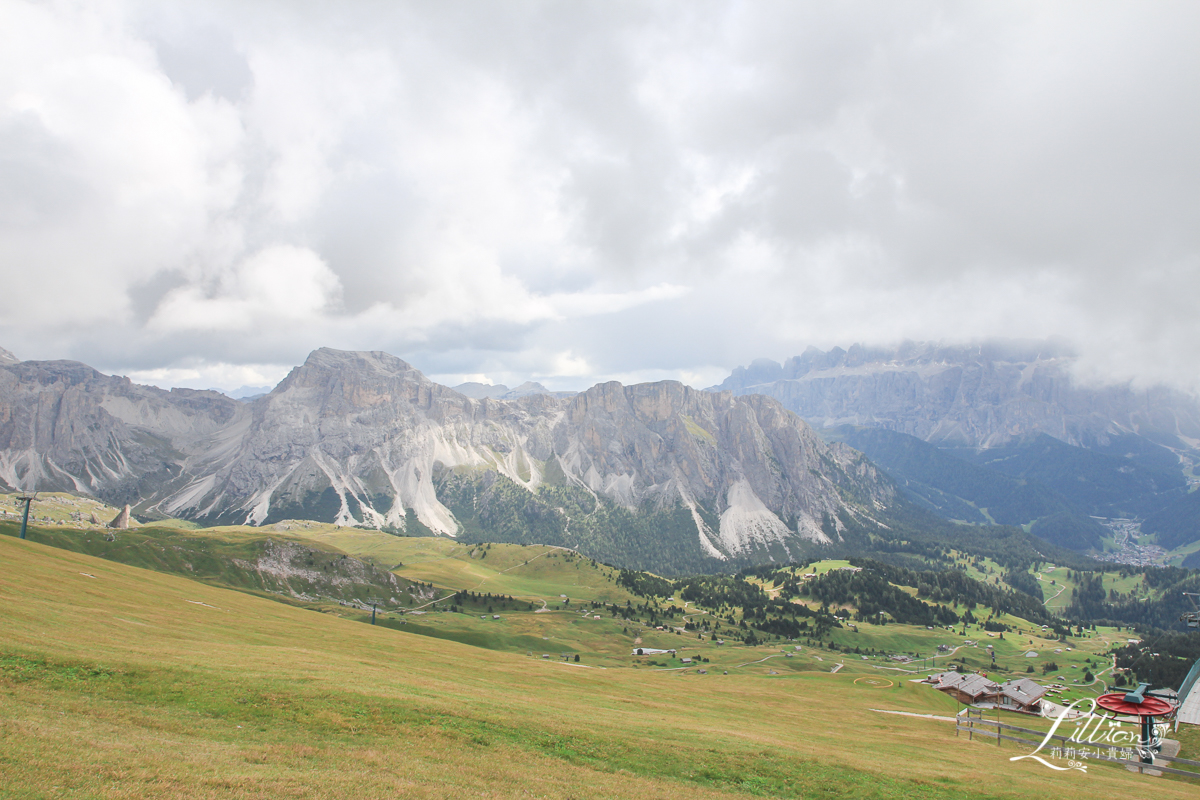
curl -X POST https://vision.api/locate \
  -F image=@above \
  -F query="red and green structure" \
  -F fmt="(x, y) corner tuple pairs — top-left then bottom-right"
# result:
(1095, 683), (1175, 765)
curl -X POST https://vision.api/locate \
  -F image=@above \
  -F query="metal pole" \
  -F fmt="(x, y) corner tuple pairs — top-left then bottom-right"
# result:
(1140, 716), (1154, 764)
(19, 496), (31, 539)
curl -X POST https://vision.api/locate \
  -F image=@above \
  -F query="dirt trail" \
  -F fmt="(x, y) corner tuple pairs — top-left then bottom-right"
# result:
(734, 654), (785, 668)
(1033, 568), (1067, 606)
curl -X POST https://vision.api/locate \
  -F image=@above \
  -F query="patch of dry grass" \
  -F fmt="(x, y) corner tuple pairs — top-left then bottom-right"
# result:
(1, 536), (1194, 799)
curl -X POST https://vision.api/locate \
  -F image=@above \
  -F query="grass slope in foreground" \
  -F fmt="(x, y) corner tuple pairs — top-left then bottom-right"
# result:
(1, 537), (1195, 799)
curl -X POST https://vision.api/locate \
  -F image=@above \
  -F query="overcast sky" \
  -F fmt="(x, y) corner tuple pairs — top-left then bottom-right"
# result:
(1, 1), (1197, 393)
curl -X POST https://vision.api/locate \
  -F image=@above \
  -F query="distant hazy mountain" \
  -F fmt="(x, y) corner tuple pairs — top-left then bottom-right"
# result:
(0, 347), (893, 571)
(452, 382), (510, 399)
(453, 380), (576, 400)
(709, 340), (1200, 452)
(0, 358), (244, 506)
(714, 341), (1200, 554)
(215, 385), (274, 401)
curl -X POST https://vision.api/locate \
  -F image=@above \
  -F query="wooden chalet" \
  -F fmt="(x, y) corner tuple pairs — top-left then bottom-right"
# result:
(927, 672), (1048, 713)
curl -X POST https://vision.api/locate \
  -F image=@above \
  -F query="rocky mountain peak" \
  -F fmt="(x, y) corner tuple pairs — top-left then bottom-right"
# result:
(288, 348), (426, 385)
(0, 346), (896, 571)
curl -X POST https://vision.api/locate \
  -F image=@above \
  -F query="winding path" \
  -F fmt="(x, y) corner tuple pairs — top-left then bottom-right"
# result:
(1033, 567), (1067, 606)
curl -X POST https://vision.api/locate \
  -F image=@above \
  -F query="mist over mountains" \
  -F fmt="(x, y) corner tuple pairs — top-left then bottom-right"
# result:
(709, 340), (1200, 452)
(712, 341), (1200, 557)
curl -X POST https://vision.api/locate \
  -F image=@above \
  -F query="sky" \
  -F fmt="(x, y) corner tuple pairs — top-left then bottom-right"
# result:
(1, 1), (1198, 394)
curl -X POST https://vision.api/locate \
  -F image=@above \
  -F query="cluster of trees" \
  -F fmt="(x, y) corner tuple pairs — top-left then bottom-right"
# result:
(842, 559), (1053, 625)
(611, 552), (1092, 642)
(1000, 568), (1043, 601)
(448, 590), (521, 613)
(437, 469), (731, 574)
(617, 569), (674, 598)
(797, 567), (960, 627)
(674, 575), (768, 608)
(1065, 569), (1200, 629)
(1111, 632), (1200, 690)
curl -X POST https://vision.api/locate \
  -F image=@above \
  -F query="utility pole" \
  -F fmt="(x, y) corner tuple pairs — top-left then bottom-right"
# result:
(17, 492), (36, 540)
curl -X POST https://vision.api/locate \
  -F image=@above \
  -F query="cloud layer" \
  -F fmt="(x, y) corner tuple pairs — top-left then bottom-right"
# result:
(1, 1), (1198, 393)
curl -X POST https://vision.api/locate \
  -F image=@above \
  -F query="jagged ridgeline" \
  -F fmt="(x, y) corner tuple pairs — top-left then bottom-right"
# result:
(0, 348), (896, 572)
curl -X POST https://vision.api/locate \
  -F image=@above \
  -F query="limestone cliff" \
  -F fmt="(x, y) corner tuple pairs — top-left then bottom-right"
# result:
(0, 348), (895, 567)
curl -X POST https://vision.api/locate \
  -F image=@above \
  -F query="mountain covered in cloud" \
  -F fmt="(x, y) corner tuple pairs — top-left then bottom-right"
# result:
(709, 340), (1200, 453)
(710, 341), (1200, 554)
(0, 347), (894, 571)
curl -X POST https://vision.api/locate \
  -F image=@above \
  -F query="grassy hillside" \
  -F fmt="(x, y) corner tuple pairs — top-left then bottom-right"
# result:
(3, 536), (1196, 799)
(0, 519), (1148, 688)
(0, 491), (136, 528)
(286, 529), (640, 604)
(0, 518), (431, 611)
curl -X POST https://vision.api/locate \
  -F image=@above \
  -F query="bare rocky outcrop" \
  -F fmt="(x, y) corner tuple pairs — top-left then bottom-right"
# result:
(108, 504), (132, 529)
(249, 539), (409, 598)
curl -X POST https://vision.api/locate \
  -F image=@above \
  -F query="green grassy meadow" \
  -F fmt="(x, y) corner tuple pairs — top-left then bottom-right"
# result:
(287, 529), (641, 606)
(2, 533), (1197, 798)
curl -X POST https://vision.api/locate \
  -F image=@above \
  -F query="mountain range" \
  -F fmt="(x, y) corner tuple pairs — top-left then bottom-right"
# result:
(709, 340), (1200, 453)
(0, 347), (896, 571)
(5, 340), (1197, 569)
(712, 341), (1200, 556)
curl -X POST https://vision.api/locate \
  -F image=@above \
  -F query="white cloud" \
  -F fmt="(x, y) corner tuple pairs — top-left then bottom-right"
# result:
(0, 0), (243, 329)
(125, 360), (290, 393)
(148, 244), (342, 332)
(0, 1), (1197, 394)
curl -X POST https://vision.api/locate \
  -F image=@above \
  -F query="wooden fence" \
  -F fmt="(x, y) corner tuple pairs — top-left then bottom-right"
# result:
(955, 709), (1200, 780)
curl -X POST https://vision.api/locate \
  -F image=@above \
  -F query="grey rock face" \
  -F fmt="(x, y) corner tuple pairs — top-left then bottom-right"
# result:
(0, 347), (894, 563)
(108, 504), (132, 529)
(553, 380), (891, 554)
(710, 341), (1200, 451)
(0, 359), (246, 504)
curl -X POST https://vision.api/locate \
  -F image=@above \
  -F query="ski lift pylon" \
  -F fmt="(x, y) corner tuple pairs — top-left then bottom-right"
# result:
(1181, 592), (1200, 629)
